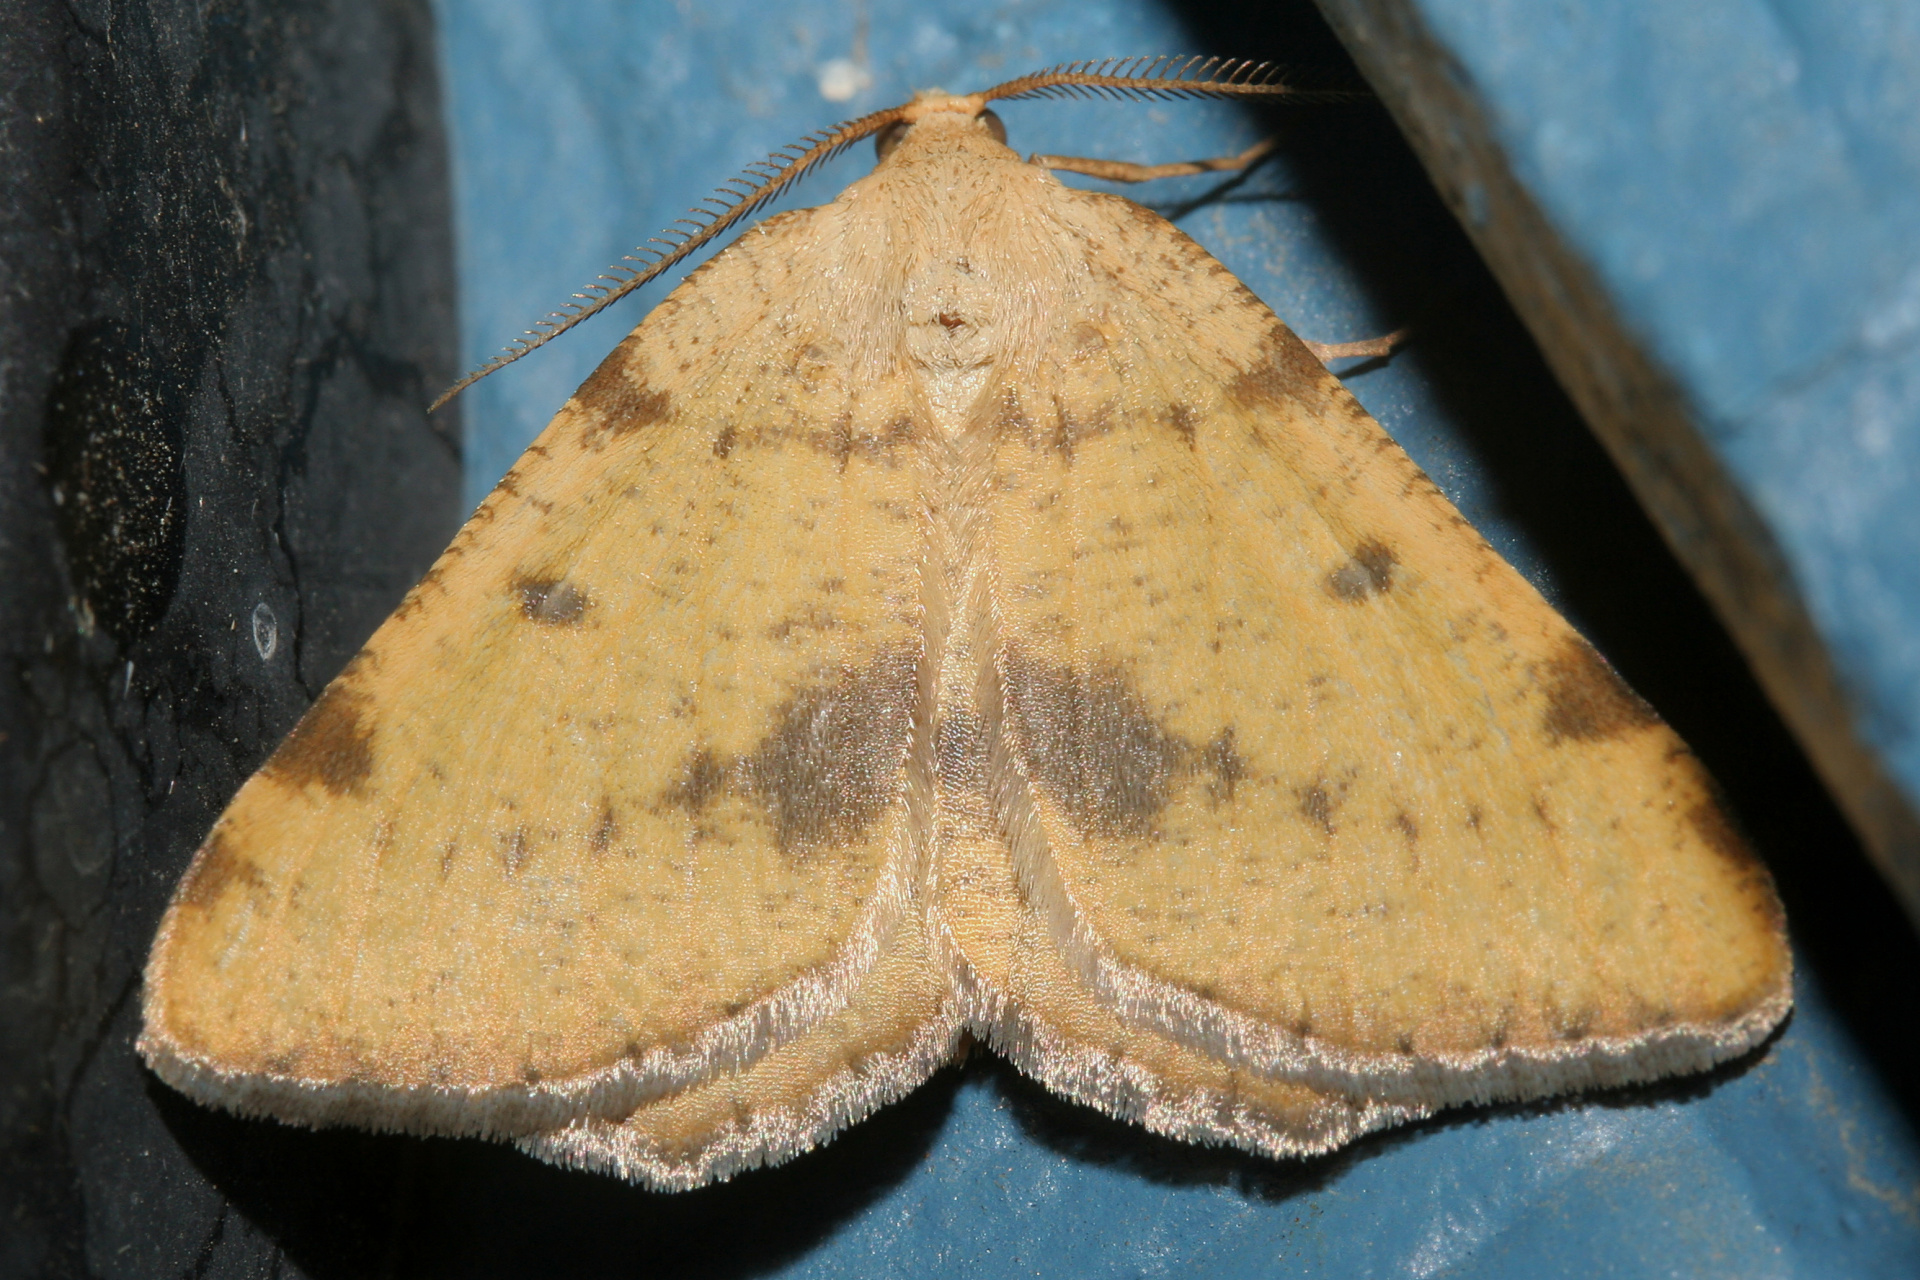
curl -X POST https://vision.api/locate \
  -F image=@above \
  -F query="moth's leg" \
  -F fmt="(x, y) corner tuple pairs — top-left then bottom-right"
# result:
(1027, 137), (1276, 183)
(1300, 329), (1410, 365)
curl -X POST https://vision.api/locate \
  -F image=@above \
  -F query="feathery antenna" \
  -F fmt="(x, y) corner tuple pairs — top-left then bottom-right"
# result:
(430, 103), (912, 411)
(433, 57), (1339, 410)
(981, 56), (1306, 104)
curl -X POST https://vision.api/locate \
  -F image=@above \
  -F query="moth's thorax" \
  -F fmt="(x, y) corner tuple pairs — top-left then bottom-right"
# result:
(836, 115), (1075, 436)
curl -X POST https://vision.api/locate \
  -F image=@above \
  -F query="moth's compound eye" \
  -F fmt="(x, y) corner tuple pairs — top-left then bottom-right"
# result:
(980, 109), (1007, 145)
(874, 119), (911, 161)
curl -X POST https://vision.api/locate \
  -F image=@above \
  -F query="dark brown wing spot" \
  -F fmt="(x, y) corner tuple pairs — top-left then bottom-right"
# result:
(766, 604), (842, 642)
(993, 386), (1034, 449)
(500, 826), (532, 874)
(177, 829), (267, 910)
(1555, 1008), (1596, 1042)
(1532, 795), (1557, 831)
(1003, 653), (1187, 838)
(739, 649), (917, 856)
(1050, 397), (1114, 463)
(664, 748), (728, 816)
(1686, 795), (1776, 908)
(513, 574), (591, 626)
(661, 650), (917, 859)
(1002, 653), (1252, 840)
(1326, 540), (1398, 602)
(267, 678), (375, 796)
(589, 804), (620, 856)
(1686, 798), (1746, 864)
(1540, 636), (1659, 744)
(1197, 728), (1245, 806)
(1166, 402), (1199, 448)
(573, 342), (673, 445)
(1298, 781), (1338, 835)
(1394, 811), (1419, 842)
(1226, 323), (1334, 420)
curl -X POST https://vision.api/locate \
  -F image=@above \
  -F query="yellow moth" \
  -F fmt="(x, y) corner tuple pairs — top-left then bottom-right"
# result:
(140, 59), (1790, 1190)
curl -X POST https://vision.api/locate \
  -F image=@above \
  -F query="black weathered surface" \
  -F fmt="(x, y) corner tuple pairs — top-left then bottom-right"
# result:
(0, 1), (458, 1274)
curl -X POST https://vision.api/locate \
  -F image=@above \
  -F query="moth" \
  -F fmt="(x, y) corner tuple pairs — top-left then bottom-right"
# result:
(140, 59), (1790, 1190)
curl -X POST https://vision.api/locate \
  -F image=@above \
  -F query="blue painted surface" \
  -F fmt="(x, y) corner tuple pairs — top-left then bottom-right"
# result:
(1409, 0), (1920, 849)
(424, 1), (1920, 1274)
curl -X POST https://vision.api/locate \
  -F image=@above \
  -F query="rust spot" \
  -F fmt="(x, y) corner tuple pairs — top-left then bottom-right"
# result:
(1066, 321), (1107, 360)
(1540, 636), (1659, 744)
(267, 677), (376, 797)
(392, 566), (445, 621)
(178, 829), (266, 910)
(573, 343), (673, 444)
(713, 424), (737, 458)
(514, 574), (590, 626)
(1326, 540), (1398, 602)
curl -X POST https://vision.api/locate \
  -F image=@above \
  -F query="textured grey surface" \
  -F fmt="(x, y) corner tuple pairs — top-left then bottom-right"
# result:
(0, 0), (459, 1274)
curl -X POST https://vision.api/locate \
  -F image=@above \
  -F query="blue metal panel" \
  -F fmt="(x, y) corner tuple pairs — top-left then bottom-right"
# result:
(421, 1), (1920, 1274)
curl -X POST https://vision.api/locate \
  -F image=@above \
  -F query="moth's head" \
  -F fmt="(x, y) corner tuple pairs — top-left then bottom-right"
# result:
(873, 91), (1008, 163)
